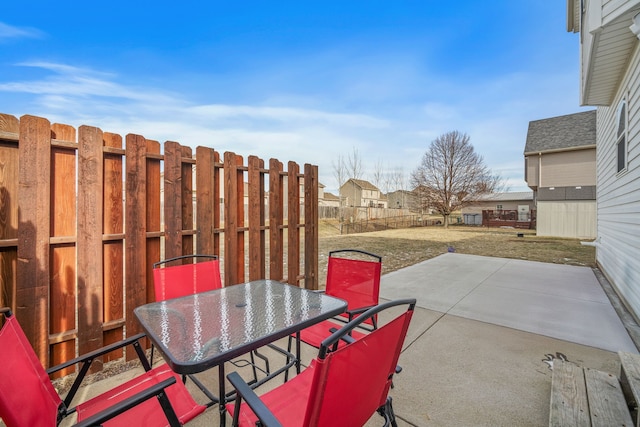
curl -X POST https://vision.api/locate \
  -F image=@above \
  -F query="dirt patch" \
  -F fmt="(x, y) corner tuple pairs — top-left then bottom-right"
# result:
(317, 221), (596, 286)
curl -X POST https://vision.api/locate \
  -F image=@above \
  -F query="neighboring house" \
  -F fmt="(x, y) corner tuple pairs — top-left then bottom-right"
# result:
(567, 0), (640, 319)
(318, 183), (340, 207)
(524, 110), (597, 238)
(386, 190), (416, 210)
(461, 192), (535, 226)
(339, 179), (387, 208)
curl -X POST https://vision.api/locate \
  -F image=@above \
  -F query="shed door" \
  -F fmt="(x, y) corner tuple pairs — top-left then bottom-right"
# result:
(518, 205), (529, 221)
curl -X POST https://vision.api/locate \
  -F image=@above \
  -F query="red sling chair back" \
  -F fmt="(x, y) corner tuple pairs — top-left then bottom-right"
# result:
(0, 307), (205, 427)
(227, 298), (416, 427)
(297, 249), (382, 349)
(152, 254), (222, 301)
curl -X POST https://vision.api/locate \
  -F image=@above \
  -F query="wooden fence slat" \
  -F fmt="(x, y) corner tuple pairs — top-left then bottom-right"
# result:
(17, 115), (52, 365)
(125, 134), (147, 344)
(103, 132), (125, 354)
(181, 145), (194, 256)
(0, 114), (19, 311)
(287, 161), (300, 285)
(49, 123), (77, 373)
(164, 141), (182, 260)
(77, 125), (104, 367)
(304, 163), (318, 290)
(248, 156), (265, 281)
(145, 139), (161, 304)
(196, 146), (216, 257)
(224, 152), (245, 286)
(269, 159), (284, 281)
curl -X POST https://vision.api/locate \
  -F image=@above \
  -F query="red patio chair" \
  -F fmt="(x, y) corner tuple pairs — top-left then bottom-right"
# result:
(292, 249), (382, 353)
(226, 298), (416, 427)
(152, 254), (222, 302)
(0, 307), (206, 427)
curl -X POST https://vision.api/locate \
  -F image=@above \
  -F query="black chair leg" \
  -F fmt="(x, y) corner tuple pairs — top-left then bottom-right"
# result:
(377, 396), (397, 427)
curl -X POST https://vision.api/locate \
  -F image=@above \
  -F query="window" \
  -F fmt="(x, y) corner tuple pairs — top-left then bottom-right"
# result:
(617, 100), (627, 173)
(496, 204), (503, 210)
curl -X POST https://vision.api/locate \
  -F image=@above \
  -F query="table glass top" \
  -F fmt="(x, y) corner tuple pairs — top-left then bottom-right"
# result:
(134, 280), (346, 372)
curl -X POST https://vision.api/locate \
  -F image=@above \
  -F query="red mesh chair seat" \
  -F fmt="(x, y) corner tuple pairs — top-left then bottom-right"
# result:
(0, 307), (205, 427)
(227, 299), (416, 427)
(75, 365), (205, 426)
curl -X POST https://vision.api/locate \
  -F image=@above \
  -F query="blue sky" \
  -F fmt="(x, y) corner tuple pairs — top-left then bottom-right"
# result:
(0, 1), (589, 193)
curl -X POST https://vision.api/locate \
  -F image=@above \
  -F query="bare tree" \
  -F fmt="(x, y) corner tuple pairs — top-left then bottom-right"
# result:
(347, 147), (363, 180)
(370, 159), (385, 189)
(332, 154), (347, 207)
(410, 131), (503, 227)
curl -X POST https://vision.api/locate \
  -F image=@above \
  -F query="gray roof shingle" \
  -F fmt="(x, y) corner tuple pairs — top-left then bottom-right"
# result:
(524, 110), (596, 154)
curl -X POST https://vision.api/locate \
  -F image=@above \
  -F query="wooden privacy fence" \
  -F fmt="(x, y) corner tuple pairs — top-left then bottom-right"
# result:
(0, 113), (319, 372)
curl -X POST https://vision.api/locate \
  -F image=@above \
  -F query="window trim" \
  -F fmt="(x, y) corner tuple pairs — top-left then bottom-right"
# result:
(616, 99), (628, 175)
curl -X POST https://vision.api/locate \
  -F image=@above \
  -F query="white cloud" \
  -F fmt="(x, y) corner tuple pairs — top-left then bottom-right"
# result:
(0, 22), (44, 40)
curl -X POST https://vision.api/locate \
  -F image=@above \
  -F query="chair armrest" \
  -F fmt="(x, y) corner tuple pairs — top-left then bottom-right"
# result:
(46, 333), (148, 374)
(328, 327), (355, 344)
(48, 333), (152, 410)
(346, 305), (376, 318)
(73, 377), (179, 427)
(227, 371), (283, 427)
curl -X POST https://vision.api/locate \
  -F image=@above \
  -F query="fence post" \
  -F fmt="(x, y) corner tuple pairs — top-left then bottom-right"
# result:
(16, 115), (51, 366)
(287, 161), (300, 285)
(224, 151), (245, 286)
(164, 141), (183, 260)
(125, 134), (147, 343)
(248, 156), (266, 281)
(269, 159), (284, 280)
(304, 163), (318, 290)
(77, 125), (104, 367)
(196, 146), (221, 258)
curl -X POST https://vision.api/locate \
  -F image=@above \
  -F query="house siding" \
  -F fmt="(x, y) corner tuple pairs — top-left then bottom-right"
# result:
(596, 38), (640, 319)
(525, 156), (540, 188)
(603, 0), (638, 24)
(537, 201), (597, 238)
(540, 150), (597, 186)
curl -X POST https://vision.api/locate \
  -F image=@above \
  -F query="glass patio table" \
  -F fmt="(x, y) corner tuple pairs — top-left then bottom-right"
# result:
(134, 279), (347, 426)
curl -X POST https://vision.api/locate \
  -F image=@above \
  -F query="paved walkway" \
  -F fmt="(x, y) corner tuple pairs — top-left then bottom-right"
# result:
(56, 253), (640, 427)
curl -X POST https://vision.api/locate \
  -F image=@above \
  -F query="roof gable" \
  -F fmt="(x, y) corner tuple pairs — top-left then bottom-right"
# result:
(345, 178), (380, 191)
(524, 110), (596, 154)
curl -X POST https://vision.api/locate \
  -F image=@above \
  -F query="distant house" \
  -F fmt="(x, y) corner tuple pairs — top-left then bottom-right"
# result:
(567, 0), (640, 319)
(461, 192), (535, 226)
(339, 179), (387, 208)
(524, 110), (597, 238)
(319, 183), (340, 207)
(386, 190), (416, 210)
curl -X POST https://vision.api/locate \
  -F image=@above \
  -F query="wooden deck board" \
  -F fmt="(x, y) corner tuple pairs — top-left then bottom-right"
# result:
(549, 360), (590, 427)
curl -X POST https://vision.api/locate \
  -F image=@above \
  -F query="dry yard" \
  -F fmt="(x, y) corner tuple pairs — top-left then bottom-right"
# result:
(316, 220), (596, 287)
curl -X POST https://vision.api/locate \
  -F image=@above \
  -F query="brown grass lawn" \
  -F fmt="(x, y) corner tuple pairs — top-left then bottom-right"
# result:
(316, 219), (596, 287)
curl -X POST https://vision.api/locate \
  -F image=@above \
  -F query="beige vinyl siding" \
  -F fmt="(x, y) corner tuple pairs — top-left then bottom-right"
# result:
(596, 39), (640, 321)
(525, 156), (539, 188)
(536, 201), (596, 239)
(540, 149), (596, 187)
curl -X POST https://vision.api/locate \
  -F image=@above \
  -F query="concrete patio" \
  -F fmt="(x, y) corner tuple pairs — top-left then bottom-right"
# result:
(57, 253), (640, 427)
